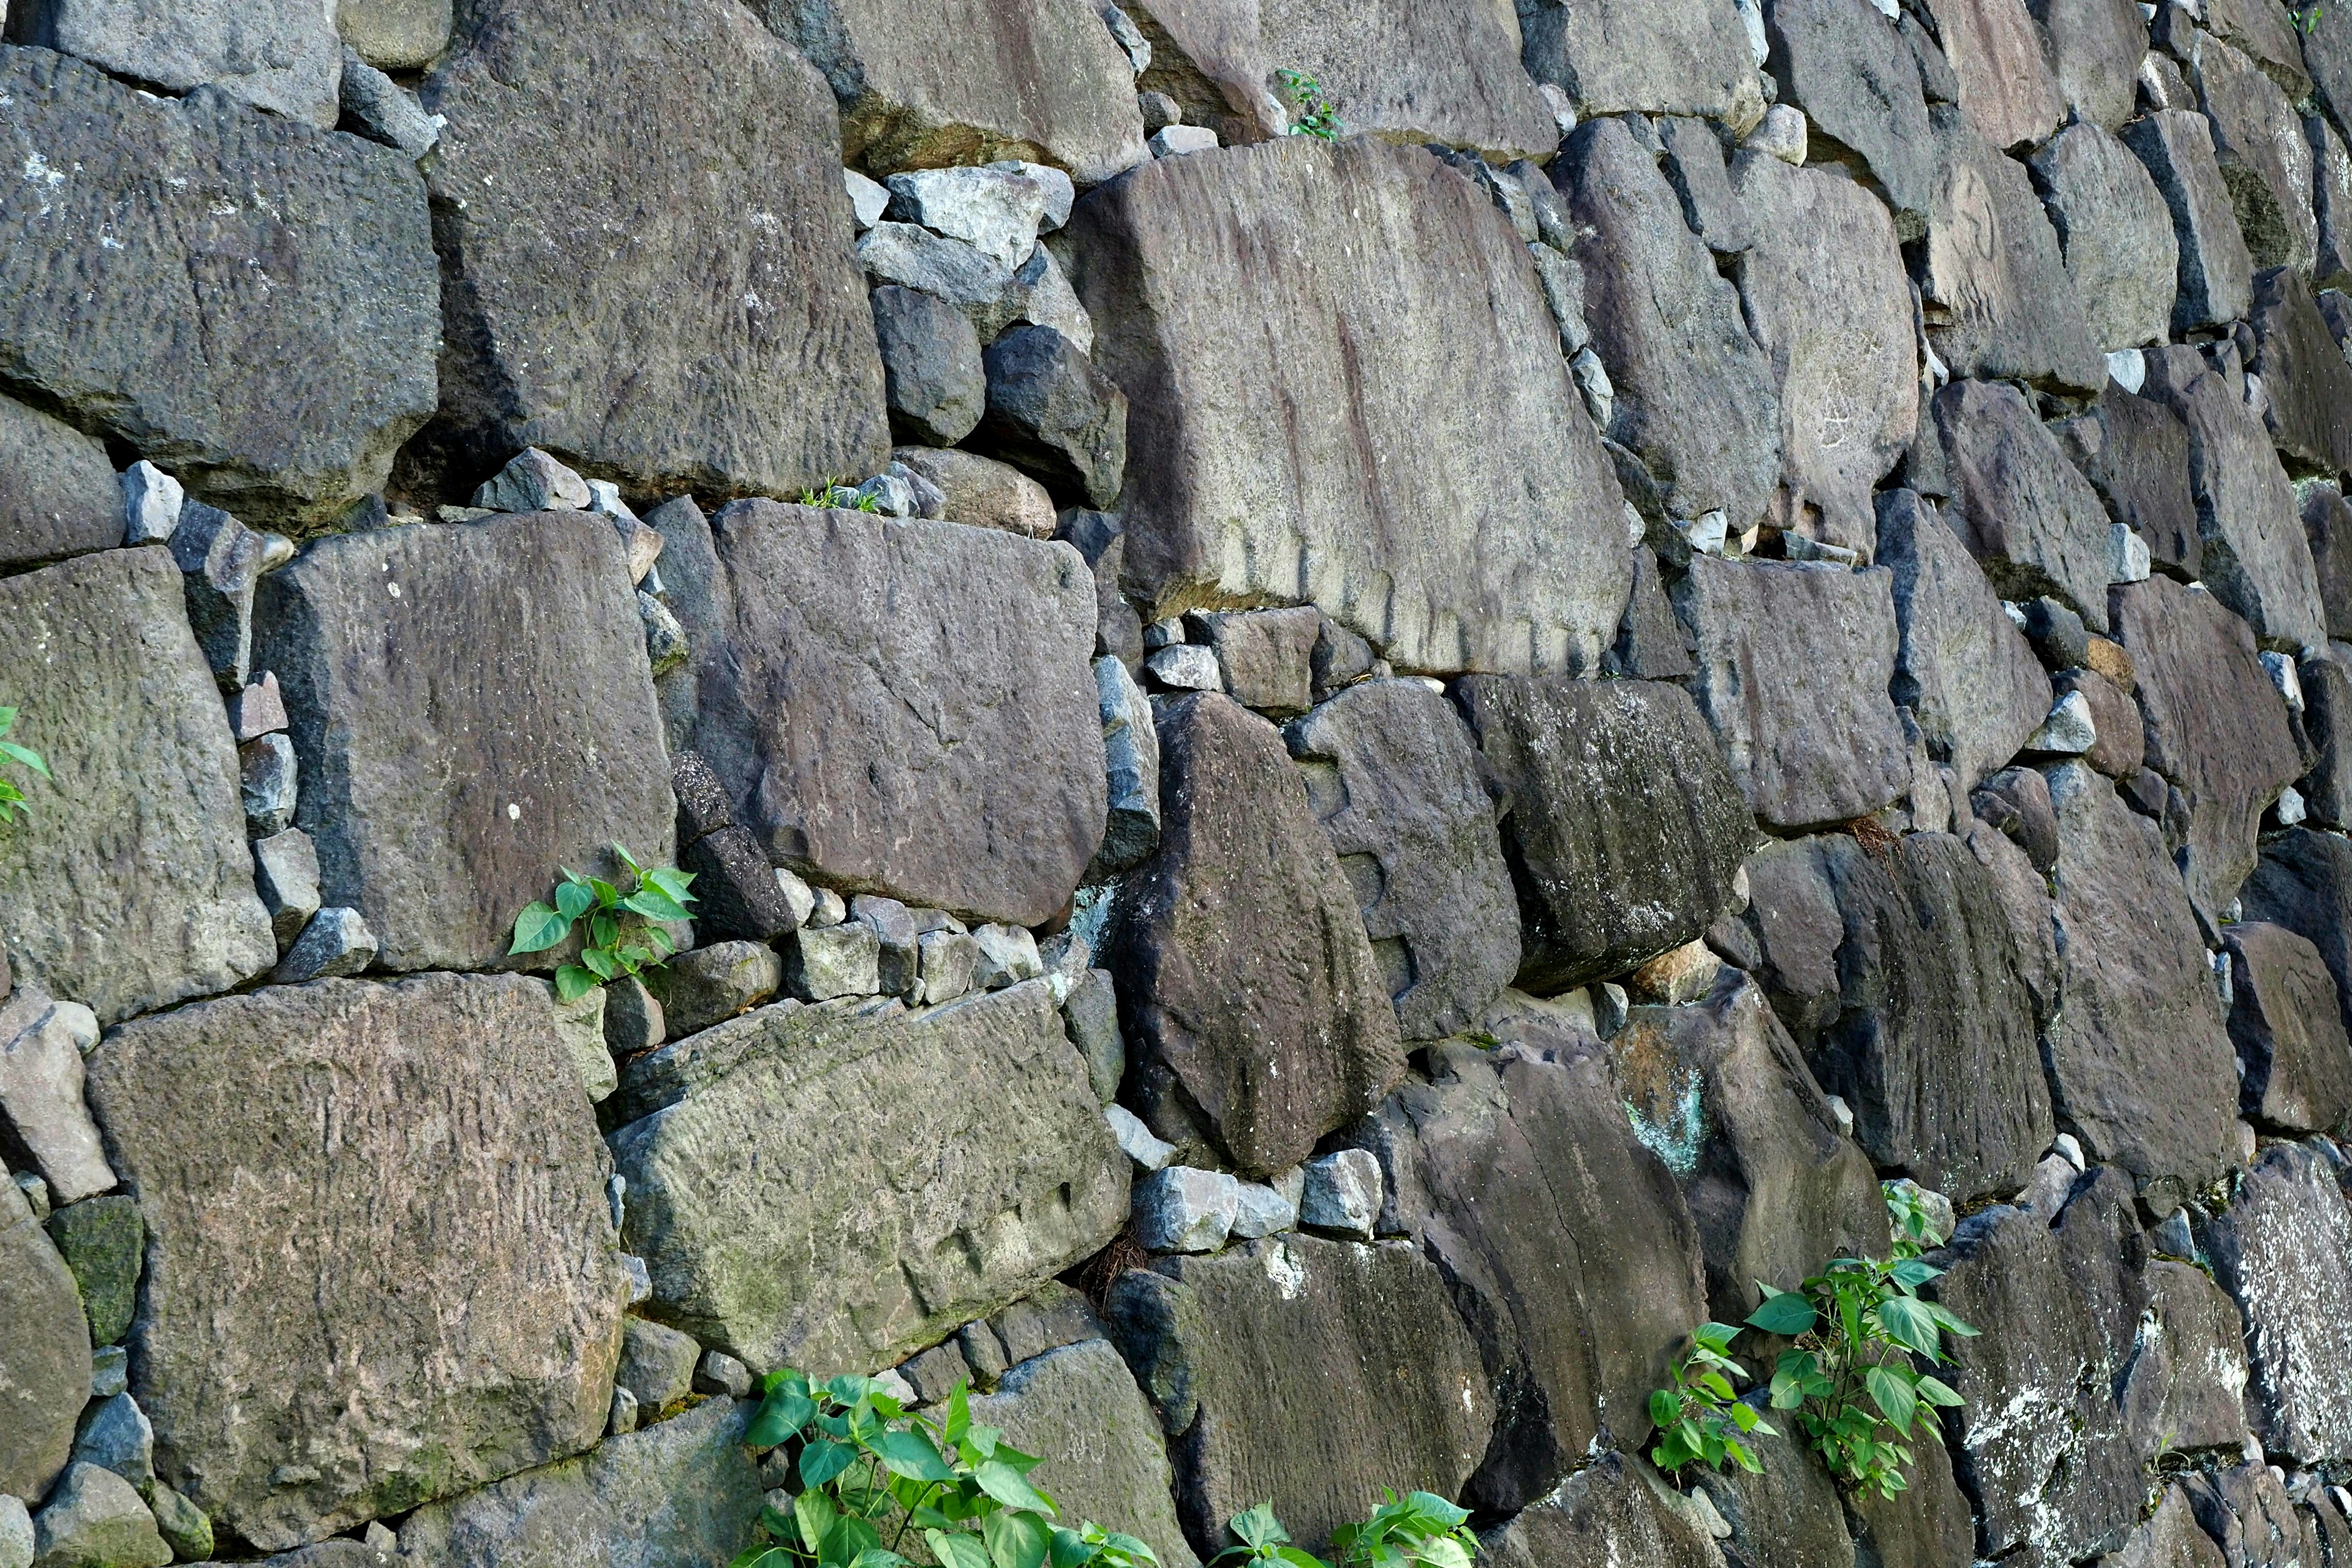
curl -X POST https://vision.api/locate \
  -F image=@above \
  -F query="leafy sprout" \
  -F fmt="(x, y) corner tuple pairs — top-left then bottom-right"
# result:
(1214, 1493), (1476, 1568)
(1275, 69), (1343, 142)
(509, 843), (696, 1001)
(2293, 4), (2324, 37)
(1646, 1322), (1775, 1477)
(0, 707), (50, 824)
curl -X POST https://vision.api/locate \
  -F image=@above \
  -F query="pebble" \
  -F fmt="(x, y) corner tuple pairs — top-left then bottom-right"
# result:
(1746, 105), (1807, 165)
(696, 1350), (754, 1400)
(91, 1345), (127, 1399)
(1150, 125), (1220, 158)
(1106, 1102), (1177, 1171)
(844, 167), (891, 230)
(970, 922), (1042, 990)
(121, 461), (183, 546)
(473, 447), (590, 513)
(2026, 691), (2098, 755)
(2052, 1132), (2087, 1170)
(228, 673), (288, 741)
(270, 907), (378, 984)
(2108, 522), (2151, 584)
(1146, 643), (1223, 692)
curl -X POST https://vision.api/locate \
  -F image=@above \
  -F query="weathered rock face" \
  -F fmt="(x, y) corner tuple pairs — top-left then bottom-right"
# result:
(1355, 1028), (1709, 1515)
(1933, 380), (2116, 631)
(2106, 1488), (2230, 1568)
(1066, 137), (1634, 677)
(339, 0), (451, 69)
(395, 1394), (764, 1568)
(966, 1340), (1198, 1568)
(0, 1168), (89, 1505)
(1918, 105), (2105, 392)
(1518, 0), (1764, 127)
(684, 502), (1104, 928)
(1251, 0), (1557, 160)
(1927, 0), (2064, 148)
(1283, 680), (1520, 1042)
(1452, 674), (1752, 994)
(1120, 0), (1285, 145)
(1700, 1420), (1855, 1568)
(2122, 109), (2259, 333)
(1762, 0), (1937, 223)
(2301, 652), (2352, 830)
(757, 0), (1148, 183)
(0, 395), (119, 571)
(2054, 385), (2203, 579)
(2040, 762), (2239, 1201)
(85, 974), (629, 1551)
(2181, 1462), (2327, 1568)
(1562, 118), (1783, 536)
(1479, 1452), (1726, 1568)
(2243, 830), (2352, 1041)
(1613, 975), (1891, 1321)
(2121, 1259), (2251, 1459)
(0, 551), (273, 1025)
(1845, 1431), (1976, 1568)
(2027, 0), (2148, 130)
(255, 514), (675, 975)
(2029, 120), (2182, 352)
(417, 0), (888, 503)
(2204, 1142), (2352, 1466)
(1674, 557), (1913, 831)
(2250, 267), (2352, 480)
(1104, 1235), (1491, 1554)
(32, 0), (344, 125)
(2194, 34), (2318, 275)
(1110, 693), (1405, 1177)
(0, 48), (437, 527)
(612, 982), (1127, 1376)
(1730, 151), (1918, 552)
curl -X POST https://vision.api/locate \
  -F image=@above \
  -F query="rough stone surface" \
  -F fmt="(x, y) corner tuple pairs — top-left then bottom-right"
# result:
(2054, 386), (2203, 580)
(0, 48), (437, 527)
(1762, 0), (1937, 221)
(1673, 557), (1913, 831)
(0, 990), (108, 1208)
(1928, 0), (2064, 148)
(2027, 0), (2148, 130)
(2122, 110), (2258, 333)
(1518, 0), (1764, 127)
(2040, 761), (2239, 1200)
(2030, 121), (2182, 352)
(0, 395), (118, 571)
(1066, 137), (1632, 676)
(416, 0), (889, 503)
(30, 0), (343, 124)
(0, 1167), (88, 1506)
(889, 447), (1057, 538)
(1250, 0), (1557, 160)
(1479, 1452), (1727, 1568)
(2301, 650), (2352, 829)
(872, 285), (986, 448)
(1103, 1235), (1490, 1554)
(2205, 1141), (2352, 1466)
(975, 325), (1128, 509)
(1109, 692), (1406, 1178)
(2250, 267), (2352, 480)
(1453, 674), (1751, 995)
(394, 1393), (764, 1568)
(2195, 34), (2318, 275)
(255, 513), (675, 976)
(1283, 680), (1519, 1042)
(2105, 1488), (2230, 1568)
(2243, 829), (2352, 1047)
(2120, 1259), (2252, 1458)
(28, 1463), (169, 1568)
(85, 973), (628, 1551)
(612, 981), (1128, 1376)
(43, 1195), (140, 1349)
(1190, 608), (1317, 718)
(339, 0), (450, 70)
(1933, 380), (2116, 631)
(0, 551), (273, 1025)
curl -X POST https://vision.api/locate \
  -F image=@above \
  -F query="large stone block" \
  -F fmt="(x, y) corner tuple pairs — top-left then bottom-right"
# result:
(2105, 1488), (2230, 1568)
(1673, 557), (1913, 831)
(0, 48), (435, 527)
(254, 513), (674, 974)
(1109, 693), (1404, 1177)
(1932, 379), (2116, 630)
(2225, 924), (2352, 1135)
(1927, 0), (2064, 148)
(2201, 0), (2315, 97)
(2052, 385), (2203, 580)
(416, 0), (889, 503)
(85, 974), (629, 1551)
(1353, 1026), (1709, 1514)
(1561, 118), (1782, 536)
(2120, 1259), (2251, 1459)
(1919, 105), (2105, 392)
(2195, 34), (2318, 275)
(0, 550), (271, 1025)
(2029, 120), (2181, 352)
(1103, 1235), (1491, 1554)
(0, 1168), (89, 1505)
(0, 394), (118, 571)
(757, 0), (1148, 184)
(1251, 0), (1557, 161)
(394, 1395), (765, 1568)
(683, 501), (1104, 927)
(1066, 137), (1633, 677)
(2040, 761), (2239, 1202)
(1479, 1452), (1726, 1568)
(2313, 6), (2352, 148)
(1762, 0), (1937, 223)
(1518, 0), (1764, 127)
(1283, 680), (1519, 1042)
(2111, 575), (2301, 925)
(2243, 829), (2352, 1044)
(2122, 110), (2258, 333)
(1729, 150), (1918, 552)
(2205, 1142), (2352, 1466)
(2250, 266), (2352, 479)
(611, 981), (1127, 1376)
(1698, 1420), (1856, 1568)
(2026, 0), (2149, 130)
(337, 0), (450, 70)
(28, 0), (342, 125)
(1452, 674), (1751, 994)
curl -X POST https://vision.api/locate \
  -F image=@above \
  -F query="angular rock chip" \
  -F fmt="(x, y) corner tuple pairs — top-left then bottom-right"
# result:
(0, 1168), (89, 1504)
(1283, 680), (1520, 1042)
(1673, 556), (1913, 831)
(2040, 761), (2239, 1200)
(1933, 379), (2116, 630)
(872, 284), (986, 447)
(1108, 693), (1405, 1177)
(338, 0), (452, 70)
(255, 513), (674, 974)
(31, 0), (342, 125)
(684, 501), (1104, 927)
(1762, 0), (1937, 222)
(612, 981), (1127, 1376)
(1730, 151), (1918, 552)
(0, 48), (437, 527)
(2121, 1259), (2252, 1458)
(1353, 1027), (1709, 1513)
(1104, 1235), (1490, 1553)
(2052, 385), (2203, 579)
(1251, 0), (1558, 160)
(2249, 266), (2352, 479)
(396, 1393), (765, 1568)
(1562, 118), (1783, 536)
(85, 974), (630, 1551)
(1066, 137), (1632, 676)
(1479, 1452), (1727, 1568)
(2027, 0), (2150, 130)
(0, 394), (119, 571)
(1927, 0), (2064, 148)
(2194, 33), (2318, 274)
(1452, 674), (1751, 994)
(975, 325), (1129, 508)
(2204, 1142), (2352, 1466)
(1519, 0), (1765, 127)
(2243, 829), (2352, 1045)
(2030, 121), (2181, 352)
(2122, 110), (2258, 333)
(2105, 1487), (2230, 1568)
(417, 0), (888, 503)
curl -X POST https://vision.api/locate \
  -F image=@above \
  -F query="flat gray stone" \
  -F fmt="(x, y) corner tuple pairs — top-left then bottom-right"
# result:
(974, 324), (1128, 508)
(2053, 385), (2204, 580)
(2225, 923), (2352, 1134)
(1479, 1452), (1727, 1568)
(2242, 829), (2352, 1052)
(0, 990), (108, 1208)
(2027, 0), (2149, 130)
(684, 501), (1103, 927)
(872, 284), (986, 447)
(33, 0), (342, 126)
(1066, 137), (1632, 676)
(2195, 32), (2318, 274)
(2250, 266), (2352, 480)
(2319, 483), (2352, 642)
(1520, 0), (1765, 127)
(0, 49), (436, 529)
(611, 981), (1127, 1376)
(1192, 608), (1319, 718)
(28, 1463), (168, 1568)
(255, 513), (675, 975)
(1133, 1165), (1240, 1253)
(1284, 679), (1520, 1042)
(1762, 0), (1937, 222)
(85, 974), (628, 1551)
(891, 447), (1056, 538)
(415, 0), (889, 503)
(395, 1394), (765, 1568)
(2315, 111), (2352, 292)
(337, 0), (451, 70)
(1934, 379), (2116, 631)
(2030, 120), (2182, 352)
(69, 1393), (152, 1495)
(0, 1169), (89, 1505)
(1252, 0), (1557, 159)
(2205, 1142), (2352, 1466)
(2311, 6), (2352, 149)
(1927, 0), (2064, 148)
(2301, 649), (2352, 828)
(2122, 109), (2258, 333)
(1673, 556), (1913, 831)
(612, 1318), (700, 1418)
(0, 394), (118, 571)
(2120, 1259), (2252, 1459)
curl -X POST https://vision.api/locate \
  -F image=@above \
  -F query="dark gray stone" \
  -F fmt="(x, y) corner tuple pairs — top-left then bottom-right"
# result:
(1613, 548), (1692, 680)
(2053, 386), (2203, 581)
(1478, 1452), (1727, 1568)
(2205, 1142), (2352, 1466)
(613, 1317), (700, 1417)
(43, 1194), (140, 1349)
(2314, 112), (2352, 292)
(2026, 0), (2149, 130)
(1656, 116), (1752, 254)
(0, 50), (437, 529)
(170, 502), (265, 691)
(1762, 0), (1937, 222)
(416, 0), (889, 504)
(31, 0), (342, 125)
(1844, 1431), (1976, 1568)
(1932, 379), (2116, 631)
(2195, 34), (2318, 274)
(2300, 651), (2352, 828)
(2055, 667), (2143, 778)
(0, 394), (118, 570)
(2122, 110), (2258, 333)
(1976, 763), (2061, 872)
(1192, 608), (1319, 718)
(652, 941), (783, 1039)
(2120, 1259), (2253, 1459)
(1517, 0), (1765, 127)
(2101, 1487), (2229, 1568)
(0, 1166), (88, 1505)
(1673, 556), (1913, 831)
(2029, 120), (2181, 352)
(2250, 267), (2352, 480)
(86, 974), (630, 1551)
(1453, 674), (1751, 994)
(872, 284), (986, 447)
(2243, 829), (2352, 1047)
(1284, 679), (1520, 1042)
(1701, 1419), (1855, 1568)
(976, 325), (1128, 510)
(2182, 1463), (2326, 1568)
(255, 513), (675, 975)
(2203, 0), (2315, 96)
(1926, 0), (2064, 148)
(1108, 692), (1406, 1178)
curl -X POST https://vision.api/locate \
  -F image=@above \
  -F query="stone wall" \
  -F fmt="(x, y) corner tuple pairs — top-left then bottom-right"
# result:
(3, 1), (2352, 1566)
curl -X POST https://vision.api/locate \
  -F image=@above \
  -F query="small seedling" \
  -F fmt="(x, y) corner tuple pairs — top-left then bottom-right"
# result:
(510, 843), (696, 1001)
(2293, 4), (2324, 37)
(1215, 1494), (1476, 1568)
(1647, 1322), (1774, 1477)
(0, 708), (50, 824)
(1276, 69), (1343, 141)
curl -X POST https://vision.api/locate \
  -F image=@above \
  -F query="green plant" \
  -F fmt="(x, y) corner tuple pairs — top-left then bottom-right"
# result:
(2293, 3), (2324, 37)
(1275, 69), (1342, 141)
(729, 1369), (1160, 1568)
(798, 481), (884, 512)
(0, 708), (50, 824)
(1214, 1494), (1476, 1568)
(1646, 1322), (1774, 1477)
(509, 843), (696, 1001)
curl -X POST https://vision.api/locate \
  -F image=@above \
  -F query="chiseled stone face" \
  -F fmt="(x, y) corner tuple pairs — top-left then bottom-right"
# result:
(2206, 1142), (2352, 1465)
(84, 973), (631, 1551)
(37, 0), (345, 127)
(0, 1169), (91, 1504)
(1518, 0), (1763, 129)
(1250, 0), (1559, 160)
(0, 394), (123, 571)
